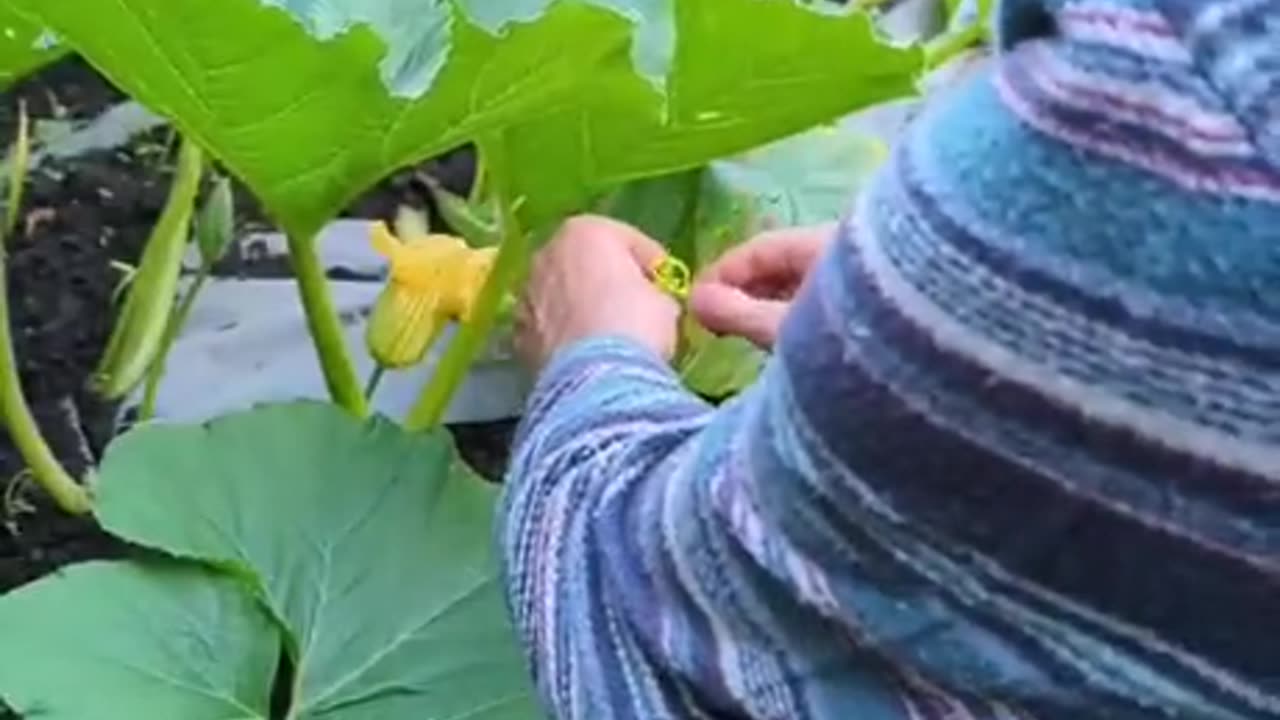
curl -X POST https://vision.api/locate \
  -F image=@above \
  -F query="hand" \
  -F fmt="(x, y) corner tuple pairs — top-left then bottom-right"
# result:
(515, 215), (681, 371)
(689, 224), (835, 349)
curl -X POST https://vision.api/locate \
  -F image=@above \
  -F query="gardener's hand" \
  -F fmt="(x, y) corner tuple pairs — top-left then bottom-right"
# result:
(689, 224), (835, 350)
(516, 215), (680, 371)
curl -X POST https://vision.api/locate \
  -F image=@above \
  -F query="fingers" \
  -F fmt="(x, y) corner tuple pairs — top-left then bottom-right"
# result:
(700, 223), (835, 290)
(686, 225), (833, 349)
(519, 215), (682, 368)
(559, 214), (667, 268)
(689, 282), (788, 349)
(534, 217), (830, 352)
(513, 269), (542, 369)
(618, 223), (669, 268)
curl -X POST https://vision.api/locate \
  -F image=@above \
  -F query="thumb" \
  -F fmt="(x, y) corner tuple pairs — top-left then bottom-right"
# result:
(689, 282), (787, 350)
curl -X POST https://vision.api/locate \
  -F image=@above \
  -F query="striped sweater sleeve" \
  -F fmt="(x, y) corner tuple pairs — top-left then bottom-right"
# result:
(498, 0), (1280, 718)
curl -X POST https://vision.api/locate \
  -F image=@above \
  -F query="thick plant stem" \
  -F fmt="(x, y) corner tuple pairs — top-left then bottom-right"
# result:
(404, 135), (525, 432)
(0, 107), (90, 514)
(288, 232), (368, 417)
(93, 138), (203, 399)
(3, 105), (30, 237)
(0, 272), (91, 514)
(138, 266), (210, 421)
(469, 157), (487, 204)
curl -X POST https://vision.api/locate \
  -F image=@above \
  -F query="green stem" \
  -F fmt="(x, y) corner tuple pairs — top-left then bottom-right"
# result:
(0, 261), (91, 514)
(138, 265), (210, 421)
(93, 138), (203, 399)
(0, 103), (90, 515)
(153, 125), (178, 172)
(3, 102), (30, 238)
(288, 232), (369, 417)
(404, 134), (525, 431)
(923, 20), (986, 71)
(469, 156), (487, 204)
(364, 366), (386, 401)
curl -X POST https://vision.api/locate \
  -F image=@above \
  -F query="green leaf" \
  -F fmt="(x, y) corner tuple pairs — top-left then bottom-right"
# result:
(10, 0), (645, 238)
(10, 0), (638, 238)
(252, 0), (658, 98)
(506, 0), (921, 229)
(676, 320), (765, 399)
(13, 0), (919, 240)
(706, 121), (887, 235)
(424, 175), (502, 247)
(583, 0), (675, 86)
(0, 560), (279, 720)
(461, 0), (675, 85)
(593, 167), (703, 251)
(610, 110), (889, 269)
(94, 402), (539, 720)
(0, 8), (64, 89)
(601, 121), (885, 270)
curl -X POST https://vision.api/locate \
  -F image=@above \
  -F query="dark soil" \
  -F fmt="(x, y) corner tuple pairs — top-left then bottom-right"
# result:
(451, 418), (520, 481)
(0, 56), (516, 623)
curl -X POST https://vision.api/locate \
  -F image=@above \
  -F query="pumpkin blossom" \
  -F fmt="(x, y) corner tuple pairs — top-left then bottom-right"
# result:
(365, 221), (497, 369)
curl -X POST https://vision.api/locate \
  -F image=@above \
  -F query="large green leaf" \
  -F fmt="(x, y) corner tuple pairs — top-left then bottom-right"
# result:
(89, 402), (538, 719)
(460, 0), (674, 85)
(12, 0), (919, 238)
(256, 0), (670, 98)
(0, 561), (279, 719)
(705, 123), (887, 239)
(506, 0), (920, 228)
(9, 0), (635, 238)
(599, 118), (888, 267)
(0, 8), (63, 88)
(593, 167), (703, 247)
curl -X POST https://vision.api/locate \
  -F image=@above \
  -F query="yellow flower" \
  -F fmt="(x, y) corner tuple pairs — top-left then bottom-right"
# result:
(365, 221), (497, 369)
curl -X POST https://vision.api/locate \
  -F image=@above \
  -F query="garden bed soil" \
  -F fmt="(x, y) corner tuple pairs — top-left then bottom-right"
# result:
(0, 57), (518, 613)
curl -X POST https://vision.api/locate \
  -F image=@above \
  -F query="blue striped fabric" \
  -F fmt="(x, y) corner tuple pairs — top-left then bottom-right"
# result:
(498, 0), (1280, 717)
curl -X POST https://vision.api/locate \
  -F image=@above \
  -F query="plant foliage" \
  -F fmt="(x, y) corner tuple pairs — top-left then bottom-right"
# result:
(0, 403), (537, 719)
(9, 0), (921, 237)
(0, 8), (63, 88)
(601, 120), (888, 396)
(0, 2), (939, 717)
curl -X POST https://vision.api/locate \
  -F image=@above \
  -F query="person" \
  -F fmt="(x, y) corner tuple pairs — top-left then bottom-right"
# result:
(500, 0), (1280, 716)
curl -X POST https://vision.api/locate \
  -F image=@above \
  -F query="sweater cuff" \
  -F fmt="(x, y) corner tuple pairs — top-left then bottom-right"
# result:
(536, 335), (676, 392)
(517, 335), (681, 429)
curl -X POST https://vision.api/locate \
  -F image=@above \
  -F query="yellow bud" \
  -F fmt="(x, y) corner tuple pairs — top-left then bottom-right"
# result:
(650, 255), (691, 300)
(366, 281), (445, 369)
(365, 222), (498, 369)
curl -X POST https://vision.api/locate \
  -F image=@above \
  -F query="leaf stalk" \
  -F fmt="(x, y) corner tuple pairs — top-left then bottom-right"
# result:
(923, 19), (986, 71)
(0, 104), (90, 514)
(404, 134), (526, 431)
(137, 265), (210, 421)
(287, 232), (369, 417)
(93, 137), (203, 398)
